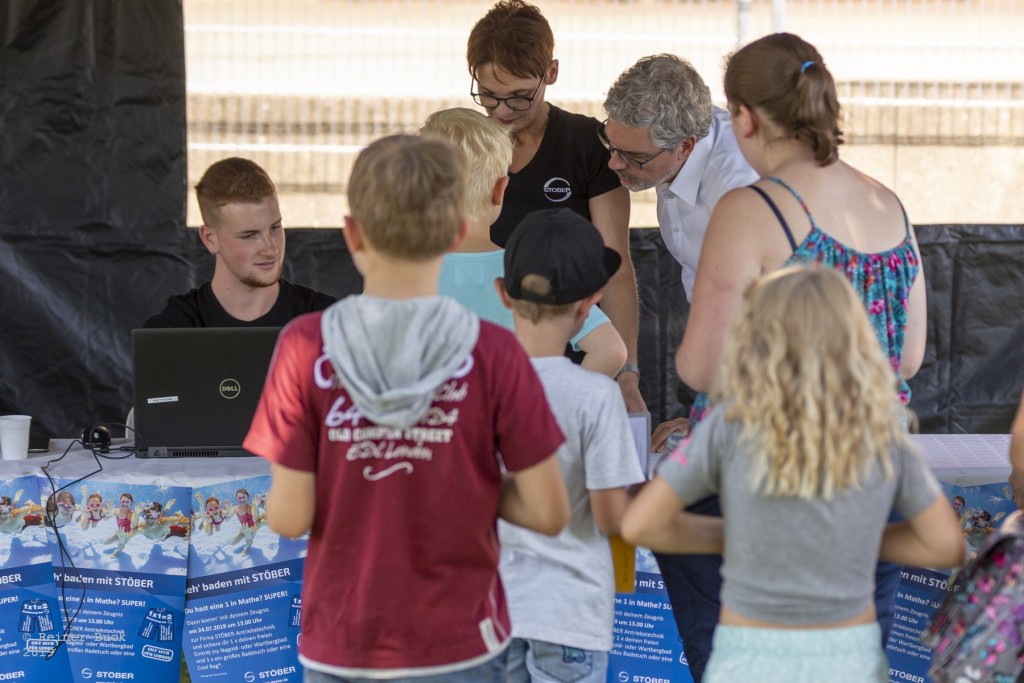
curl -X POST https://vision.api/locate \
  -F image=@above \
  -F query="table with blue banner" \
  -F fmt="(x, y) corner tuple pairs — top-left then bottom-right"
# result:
(0, 441), (296, 683)
(0, 434), (1012, 683)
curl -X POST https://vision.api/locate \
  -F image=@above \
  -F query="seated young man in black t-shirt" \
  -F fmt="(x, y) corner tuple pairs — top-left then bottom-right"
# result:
(143, 157), (335, 328)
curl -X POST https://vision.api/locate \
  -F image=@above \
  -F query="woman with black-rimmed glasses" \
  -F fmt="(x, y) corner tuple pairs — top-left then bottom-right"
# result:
(467, 0), (645, 415)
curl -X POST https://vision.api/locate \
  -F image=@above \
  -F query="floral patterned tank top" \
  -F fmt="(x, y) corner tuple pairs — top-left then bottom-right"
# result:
(689, 176), (920, 427)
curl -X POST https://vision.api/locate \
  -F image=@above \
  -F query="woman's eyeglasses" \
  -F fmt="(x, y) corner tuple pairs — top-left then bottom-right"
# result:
(471, 76), (544, 112)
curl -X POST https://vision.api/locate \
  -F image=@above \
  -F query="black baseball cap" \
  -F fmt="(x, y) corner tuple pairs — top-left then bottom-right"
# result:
(504, 208), (622, 304)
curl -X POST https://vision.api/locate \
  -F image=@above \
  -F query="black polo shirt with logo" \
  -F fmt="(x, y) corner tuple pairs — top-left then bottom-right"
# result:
(490, 105), (623, 247)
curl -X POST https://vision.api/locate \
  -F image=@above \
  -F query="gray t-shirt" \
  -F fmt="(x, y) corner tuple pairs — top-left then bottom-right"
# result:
(658, 405), (941, 626)
(499, 357), (646, 651)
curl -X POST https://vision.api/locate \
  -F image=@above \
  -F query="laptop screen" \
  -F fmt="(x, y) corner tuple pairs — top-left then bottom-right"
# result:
(131, 327), (282, 457)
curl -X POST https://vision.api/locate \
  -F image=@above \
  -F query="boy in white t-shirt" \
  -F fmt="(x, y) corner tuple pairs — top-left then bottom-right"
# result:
(494, 208), (647, 682)
(420, 107), (627, 378)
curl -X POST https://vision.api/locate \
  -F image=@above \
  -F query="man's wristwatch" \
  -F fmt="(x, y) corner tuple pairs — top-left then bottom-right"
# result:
(616, 363), (640, 380)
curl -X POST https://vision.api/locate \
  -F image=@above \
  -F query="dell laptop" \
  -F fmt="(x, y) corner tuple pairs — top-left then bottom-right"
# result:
(131, 327), (282, 457)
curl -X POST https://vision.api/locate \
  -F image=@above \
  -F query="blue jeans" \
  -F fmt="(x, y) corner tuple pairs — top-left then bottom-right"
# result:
(656, 496), (903, 683)
(303, 651), (508, 683)
(506, 638), (608, 683)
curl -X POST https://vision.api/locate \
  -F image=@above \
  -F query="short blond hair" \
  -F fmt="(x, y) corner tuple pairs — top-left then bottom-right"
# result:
(347, 135), (467, 261)
(714, 266), (908, 500)
(419, 108), (512, 226)
(509, 274), (574, 323)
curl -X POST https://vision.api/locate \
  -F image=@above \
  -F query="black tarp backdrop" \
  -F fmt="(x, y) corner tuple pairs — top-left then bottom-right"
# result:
(1, 2), (1022, 440)
(908, 225), (1024, 433)
(3, 224), (1023, 441)
(1, 0), (187, 440)
(1, 1), (186, 237)
(631, 226), (1024, 436)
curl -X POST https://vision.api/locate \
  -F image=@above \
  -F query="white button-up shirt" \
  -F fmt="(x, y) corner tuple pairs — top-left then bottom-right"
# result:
(655, 107), (758, 302)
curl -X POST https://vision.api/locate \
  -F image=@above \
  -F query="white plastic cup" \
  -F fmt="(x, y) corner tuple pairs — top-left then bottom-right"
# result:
(0, 415), (32, 460)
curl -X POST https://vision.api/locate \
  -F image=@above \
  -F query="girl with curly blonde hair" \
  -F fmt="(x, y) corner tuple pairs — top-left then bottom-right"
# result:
(623, 266), (964, 683)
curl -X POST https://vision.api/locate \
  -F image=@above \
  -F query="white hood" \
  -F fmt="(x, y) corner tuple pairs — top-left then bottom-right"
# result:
(320, 295), (479, 429)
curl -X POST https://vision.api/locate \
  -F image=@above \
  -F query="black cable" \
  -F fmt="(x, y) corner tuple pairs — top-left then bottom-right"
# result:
(40, 439), (98, 659)
(38, 422), (140, 659)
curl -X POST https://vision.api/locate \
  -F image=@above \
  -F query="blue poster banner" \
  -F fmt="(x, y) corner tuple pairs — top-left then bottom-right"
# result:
(607, 547), (693, 683)
(885, 480), (1017, 683)
(941, 481), (1017, 556)
(184, 474), (305, 683)
(41, 477), (190, 683)
(0, 474), (73, 679)
(887, 566), (950, 683)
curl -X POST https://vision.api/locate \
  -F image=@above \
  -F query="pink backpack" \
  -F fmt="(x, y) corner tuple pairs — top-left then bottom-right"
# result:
(922, 509), (1024, 682)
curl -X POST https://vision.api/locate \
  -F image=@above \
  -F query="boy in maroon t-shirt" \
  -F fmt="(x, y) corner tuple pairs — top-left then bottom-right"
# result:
(244, 135), (569, 682)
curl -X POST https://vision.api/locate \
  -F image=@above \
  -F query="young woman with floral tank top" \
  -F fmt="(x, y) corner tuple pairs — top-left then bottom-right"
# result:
(659, 32), (929, 681)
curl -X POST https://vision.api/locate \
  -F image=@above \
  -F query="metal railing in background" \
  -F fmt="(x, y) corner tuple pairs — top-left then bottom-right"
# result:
(184, 0), (1024, 227)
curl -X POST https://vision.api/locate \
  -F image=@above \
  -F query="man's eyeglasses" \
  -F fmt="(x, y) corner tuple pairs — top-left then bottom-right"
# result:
(471, 76), (544, 112)
(596, 121), (669, 170)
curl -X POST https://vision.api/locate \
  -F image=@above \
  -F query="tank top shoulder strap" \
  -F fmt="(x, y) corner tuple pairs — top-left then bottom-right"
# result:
(764, 175), (823, 231)
(747, 183), (798, 253)
(893, 192), (912, 238)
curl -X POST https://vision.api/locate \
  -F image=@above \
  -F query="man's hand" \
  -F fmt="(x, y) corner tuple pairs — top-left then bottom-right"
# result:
(651, 417), (689, 453)
(617, 371), (647, 413)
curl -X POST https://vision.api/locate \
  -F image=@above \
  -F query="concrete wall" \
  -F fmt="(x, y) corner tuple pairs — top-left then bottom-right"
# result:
(186, 89), (1024, 228)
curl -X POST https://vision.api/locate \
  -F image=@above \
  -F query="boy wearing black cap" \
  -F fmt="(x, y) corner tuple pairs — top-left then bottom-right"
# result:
(495, 208), (646, 683)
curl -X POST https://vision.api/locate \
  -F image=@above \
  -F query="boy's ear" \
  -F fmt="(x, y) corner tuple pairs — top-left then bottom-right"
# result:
(447, 218), (470, 253)
(342, 215), (364, 253)
(492, 175), (509, 208)
(494, 277), (514, 310)
(576, 291), (603, 320)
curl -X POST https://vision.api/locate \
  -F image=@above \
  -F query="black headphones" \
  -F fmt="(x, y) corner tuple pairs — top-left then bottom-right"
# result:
(81, 426), (112, 453)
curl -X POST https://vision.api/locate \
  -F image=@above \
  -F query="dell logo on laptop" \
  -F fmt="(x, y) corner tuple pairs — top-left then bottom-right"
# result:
(219, 379), (241, 399)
